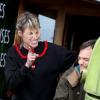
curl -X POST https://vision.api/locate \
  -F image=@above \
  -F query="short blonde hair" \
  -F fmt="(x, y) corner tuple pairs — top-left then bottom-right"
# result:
(13, 11), (40, 45)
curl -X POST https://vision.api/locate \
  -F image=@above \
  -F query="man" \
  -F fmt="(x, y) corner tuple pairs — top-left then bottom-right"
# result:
(53, 39), (96, 100)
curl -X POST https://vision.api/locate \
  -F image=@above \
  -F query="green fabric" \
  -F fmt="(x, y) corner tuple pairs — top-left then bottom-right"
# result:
(85, 93), (100, 100)
(81, 69), (87, 83)
(84, 37), (100, 96)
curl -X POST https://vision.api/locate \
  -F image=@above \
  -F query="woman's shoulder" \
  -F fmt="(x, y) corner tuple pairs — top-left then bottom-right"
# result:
(47, 42), (66, 50)
(6, 45), (16, 55)
(8, 45), (15, 51)
(39, 41), (66, 48)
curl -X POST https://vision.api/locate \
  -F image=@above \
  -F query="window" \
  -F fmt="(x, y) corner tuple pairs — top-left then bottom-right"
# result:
(38, 14), (56, 43)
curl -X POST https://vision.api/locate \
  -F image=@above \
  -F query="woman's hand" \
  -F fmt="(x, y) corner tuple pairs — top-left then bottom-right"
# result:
(25, 47), (38, 68)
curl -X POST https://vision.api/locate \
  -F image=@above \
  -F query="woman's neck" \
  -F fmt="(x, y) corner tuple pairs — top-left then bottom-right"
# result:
(22, 43), (35, 50)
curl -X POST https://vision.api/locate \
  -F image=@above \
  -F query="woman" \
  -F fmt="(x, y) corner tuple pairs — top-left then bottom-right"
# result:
(5, 11), (76, 100)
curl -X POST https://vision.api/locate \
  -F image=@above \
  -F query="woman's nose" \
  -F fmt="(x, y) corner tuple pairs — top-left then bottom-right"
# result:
(32, 34), (38, 39)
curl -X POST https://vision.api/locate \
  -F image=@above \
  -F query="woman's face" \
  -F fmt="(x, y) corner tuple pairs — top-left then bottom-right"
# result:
(19, 27), (40, 49)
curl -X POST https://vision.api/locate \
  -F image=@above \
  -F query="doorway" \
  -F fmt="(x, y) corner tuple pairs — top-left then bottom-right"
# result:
(64, 15), (100, 52)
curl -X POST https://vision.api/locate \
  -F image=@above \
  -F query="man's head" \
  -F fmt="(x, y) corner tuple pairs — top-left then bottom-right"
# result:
(78, 40), (96, 70)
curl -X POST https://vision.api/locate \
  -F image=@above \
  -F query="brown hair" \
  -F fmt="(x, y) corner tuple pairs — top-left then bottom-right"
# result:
(80, 39), (96, 50)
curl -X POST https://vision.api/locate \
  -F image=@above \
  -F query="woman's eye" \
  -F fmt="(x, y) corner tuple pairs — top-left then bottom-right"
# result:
(36, 32), (38, 34)
(30, 32), (33, 35)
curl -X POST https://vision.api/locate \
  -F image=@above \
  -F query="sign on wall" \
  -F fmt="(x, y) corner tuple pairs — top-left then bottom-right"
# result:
(0, 0), (19, 67)
(0, 0), (19, 98)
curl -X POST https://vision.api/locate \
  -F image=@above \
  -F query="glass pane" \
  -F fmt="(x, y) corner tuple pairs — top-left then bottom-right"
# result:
(38, 14), (56, 43)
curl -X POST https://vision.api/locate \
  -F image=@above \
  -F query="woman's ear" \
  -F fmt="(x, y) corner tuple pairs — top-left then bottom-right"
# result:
(18, 30), (23, 37)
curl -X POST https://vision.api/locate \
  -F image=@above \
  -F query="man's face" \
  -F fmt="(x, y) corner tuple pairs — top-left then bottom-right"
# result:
(78, 46), (93, 70)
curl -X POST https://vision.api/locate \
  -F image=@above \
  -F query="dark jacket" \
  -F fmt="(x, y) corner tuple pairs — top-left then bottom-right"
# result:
(53, 67), (85, 100)
(4, 41), (76, 100)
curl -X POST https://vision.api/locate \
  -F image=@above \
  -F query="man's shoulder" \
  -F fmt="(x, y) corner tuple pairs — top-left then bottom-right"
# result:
(58, 67), (74, 87)
(61, 67), (75, 78)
